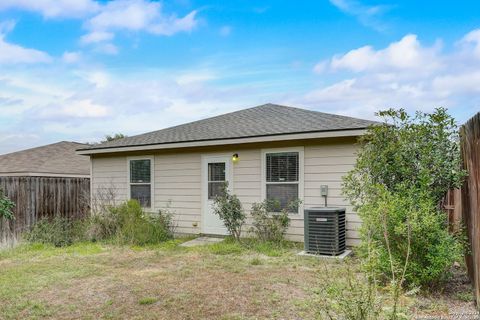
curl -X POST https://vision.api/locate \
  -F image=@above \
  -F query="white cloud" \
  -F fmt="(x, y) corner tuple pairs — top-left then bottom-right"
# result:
(329, 0), (391, 31)
(37, 99), (109, 119)
(83, 0), (198, 39)
(0, 65), (265, 153)
(80, 31), (114, 44)
(62, 51), (82, 63)
(0, 0), (99, 19)
(0, 22), (52, 64)
(93, 43), (119, 55)
(319, 34), (442, 73)
(304, 30), (480, 119)
(460, 29), (480, 59)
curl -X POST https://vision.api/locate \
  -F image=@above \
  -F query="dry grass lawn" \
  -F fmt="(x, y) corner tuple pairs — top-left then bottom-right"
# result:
(0, 239), (475, 319)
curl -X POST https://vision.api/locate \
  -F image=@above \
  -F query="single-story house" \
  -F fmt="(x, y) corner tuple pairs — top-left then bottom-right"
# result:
(0, 141), (90, 178)
(77, 104), (377, 245)
(0, 141), (91, 246)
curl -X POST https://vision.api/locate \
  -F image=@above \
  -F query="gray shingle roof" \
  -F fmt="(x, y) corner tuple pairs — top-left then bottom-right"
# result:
(0, 141), (90, 176)
(81, 104), (377, 151)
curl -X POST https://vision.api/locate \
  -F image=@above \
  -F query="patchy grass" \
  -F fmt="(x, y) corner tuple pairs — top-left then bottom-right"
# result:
(0, 240), (475, 319)
(138, 297), (158, 305)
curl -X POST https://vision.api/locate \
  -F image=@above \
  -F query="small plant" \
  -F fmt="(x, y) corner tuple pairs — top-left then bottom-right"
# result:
(250, 256), (263, 265)
(25, 216), (86, 247)
(249, 199), (297, 243)
(138, 297), (157, 305)
(212, 183), (245, 241)
(0, 189), (15, 220)
(315, 259), (386, 320)
(113, 200), (175, 245)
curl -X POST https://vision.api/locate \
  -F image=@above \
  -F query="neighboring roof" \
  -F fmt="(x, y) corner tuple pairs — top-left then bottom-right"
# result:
(0, 141), (90, 177)
(78, 103), (378, 154)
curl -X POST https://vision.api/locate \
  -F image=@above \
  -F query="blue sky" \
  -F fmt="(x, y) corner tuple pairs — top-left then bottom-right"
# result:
(0, 0), (480, 153)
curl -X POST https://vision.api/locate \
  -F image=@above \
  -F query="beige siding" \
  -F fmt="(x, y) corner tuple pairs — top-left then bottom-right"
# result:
(303, 144), (360, 246)
(91, 156), (128, 208)
(154, 153), (202, 234)
(90, 140), (360, 246)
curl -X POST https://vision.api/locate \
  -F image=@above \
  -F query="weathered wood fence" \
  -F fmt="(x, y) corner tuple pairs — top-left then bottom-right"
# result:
(0, 176), (90, 247)
(455, 112), (480, 307)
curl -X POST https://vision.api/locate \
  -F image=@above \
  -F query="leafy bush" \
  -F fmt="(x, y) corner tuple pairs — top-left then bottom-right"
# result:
(27, 200), (175, 247)
(86, 200), (175, 245)
(113, 200), (175, 245)
(25, 217), (86, 247)
(84, 209), (119, 242)
(358, 185), (463, 288)
(343, 108), (466, 289)
(249, 199), (295, 243)
(0, 189), (15, 220)
(212, 184), (245, 241)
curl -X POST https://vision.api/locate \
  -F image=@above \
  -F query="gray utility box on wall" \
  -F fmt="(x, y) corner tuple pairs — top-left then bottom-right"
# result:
(304, 207), (346, 256)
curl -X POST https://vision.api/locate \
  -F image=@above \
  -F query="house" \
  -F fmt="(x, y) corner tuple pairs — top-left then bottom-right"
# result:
(0, 141), (90, 178)
(77, 104), (377, 245)
(0, 141), (90, 246)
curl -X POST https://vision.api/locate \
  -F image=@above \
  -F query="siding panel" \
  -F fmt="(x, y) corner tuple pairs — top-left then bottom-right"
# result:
(90, 140), (361, 245)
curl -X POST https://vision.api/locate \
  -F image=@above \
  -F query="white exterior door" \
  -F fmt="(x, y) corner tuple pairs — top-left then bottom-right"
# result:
(202, 155), (232, 235)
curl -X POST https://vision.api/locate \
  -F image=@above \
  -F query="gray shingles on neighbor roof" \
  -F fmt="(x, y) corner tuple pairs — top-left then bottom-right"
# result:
(0, 141), (90, 176)
(80, 103), (378, 151)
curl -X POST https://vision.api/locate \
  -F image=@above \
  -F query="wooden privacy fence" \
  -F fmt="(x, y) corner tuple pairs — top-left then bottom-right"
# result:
(0, 176), (90, 247)
(458, 112), (480, 308)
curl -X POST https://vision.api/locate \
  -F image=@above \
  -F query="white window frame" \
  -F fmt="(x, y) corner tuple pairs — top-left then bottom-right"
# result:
(261, 147), (304, 217)
(127, 155), (154, 210)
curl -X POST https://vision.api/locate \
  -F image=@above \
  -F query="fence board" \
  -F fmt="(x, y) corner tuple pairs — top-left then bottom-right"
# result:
(459, 112), (480, 307)
(0, 176), (90, 247)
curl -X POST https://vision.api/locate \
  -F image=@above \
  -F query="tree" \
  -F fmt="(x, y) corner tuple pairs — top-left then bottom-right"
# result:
(343, 108), (466, 289)
(102, 133), (126, 143)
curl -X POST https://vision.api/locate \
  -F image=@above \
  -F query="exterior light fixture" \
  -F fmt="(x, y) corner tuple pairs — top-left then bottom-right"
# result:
(232, 153), (239, 162)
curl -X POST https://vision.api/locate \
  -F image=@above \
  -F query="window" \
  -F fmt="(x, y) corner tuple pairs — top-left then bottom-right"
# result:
(129, 159), (151, 207)
(265, 152), (300, 212)
(208, 162), (226, 199)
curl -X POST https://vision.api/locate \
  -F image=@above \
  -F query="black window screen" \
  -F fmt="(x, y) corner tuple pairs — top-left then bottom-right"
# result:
(130, 159), (151, 183)
(131, 184), (151, 208)
(130, 159), (151, 207)
(265, 152), (299, 212)
(208, 162), (226, 199)
(266, 184), (298, 212)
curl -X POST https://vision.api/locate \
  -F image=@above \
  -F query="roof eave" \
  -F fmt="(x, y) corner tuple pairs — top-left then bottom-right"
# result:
(0, 172), (90, 178)
(77, 128), (367, 155)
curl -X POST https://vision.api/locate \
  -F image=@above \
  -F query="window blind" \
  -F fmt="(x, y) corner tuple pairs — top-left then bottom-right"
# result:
(266, 152), (299, 182)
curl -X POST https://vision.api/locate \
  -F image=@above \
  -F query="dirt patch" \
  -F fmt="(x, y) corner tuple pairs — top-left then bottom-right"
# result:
(411, 265), (478, 318)
(37, 250), (317, 319)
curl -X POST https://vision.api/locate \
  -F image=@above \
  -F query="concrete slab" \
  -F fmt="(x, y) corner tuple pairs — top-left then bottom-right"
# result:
(297, 249), (353, 260)
(180, 237), (225, 247)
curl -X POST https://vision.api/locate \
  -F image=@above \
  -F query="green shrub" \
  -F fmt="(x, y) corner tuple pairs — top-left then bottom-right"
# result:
(343, 108), (466, 289)
(358, 185), (463, 288)
(249, 199), (294, 243)
(85, 200), (175, 245)
(212, 184), (245, 241)
(27, 200), (175, 247)
(85, 208), (120, 242)
(25, 217), (86, 247)
(114, 200), (175, 245)
(0, 189), (15, 220)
